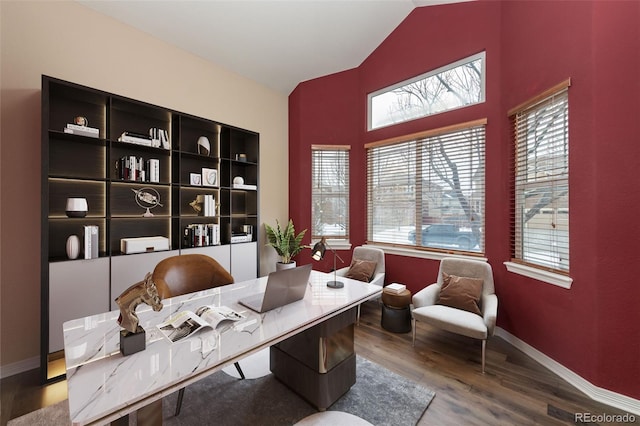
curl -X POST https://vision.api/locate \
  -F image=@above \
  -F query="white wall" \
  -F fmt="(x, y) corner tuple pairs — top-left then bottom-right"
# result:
(0, 1), (288, 370)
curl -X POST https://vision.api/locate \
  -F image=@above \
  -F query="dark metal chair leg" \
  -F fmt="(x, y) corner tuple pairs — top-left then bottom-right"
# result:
(174, 362), (244, 417)
(175, 388), (185, 416)
(234, 361), (245, 379)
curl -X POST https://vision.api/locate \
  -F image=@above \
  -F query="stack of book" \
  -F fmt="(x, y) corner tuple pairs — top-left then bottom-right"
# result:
(64, 123), (99, 138)
(384, 283), (407, 294)
(118, 131), (153, 146)
(232, 183), (257, 190)
(230, 233), (252, 243)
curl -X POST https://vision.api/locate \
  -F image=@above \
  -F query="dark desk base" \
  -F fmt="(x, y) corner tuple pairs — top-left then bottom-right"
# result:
(270, 307), (357, 410)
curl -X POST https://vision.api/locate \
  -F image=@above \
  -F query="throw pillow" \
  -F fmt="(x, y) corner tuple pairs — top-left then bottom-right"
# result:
(345, 259), (377, 282)
(437, 272), (483, 315)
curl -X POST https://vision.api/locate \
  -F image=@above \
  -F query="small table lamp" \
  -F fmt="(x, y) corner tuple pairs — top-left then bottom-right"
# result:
(311, 237), (344, 288)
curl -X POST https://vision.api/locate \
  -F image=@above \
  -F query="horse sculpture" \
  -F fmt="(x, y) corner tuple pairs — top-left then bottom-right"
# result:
(115, 272), (164, 334)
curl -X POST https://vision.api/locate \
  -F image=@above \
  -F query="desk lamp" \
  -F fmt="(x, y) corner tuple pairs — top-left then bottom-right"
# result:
(311, 237), (344, 288)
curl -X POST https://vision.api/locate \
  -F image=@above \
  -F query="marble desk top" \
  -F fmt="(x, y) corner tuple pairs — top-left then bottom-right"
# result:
(63, 270), (382, 425)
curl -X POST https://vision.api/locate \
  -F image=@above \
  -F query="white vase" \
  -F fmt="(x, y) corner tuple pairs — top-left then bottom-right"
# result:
(66, 235), (80, 259)
(276, 260), (296, 271)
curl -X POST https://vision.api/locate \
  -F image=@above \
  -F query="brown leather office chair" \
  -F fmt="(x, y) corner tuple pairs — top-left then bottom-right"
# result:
(151, 254), (244, 416)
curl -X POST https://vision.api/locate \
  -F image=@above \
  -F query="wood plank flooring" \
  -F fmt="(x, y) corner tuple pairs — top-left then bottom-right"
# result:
(2, 301), (638, 425)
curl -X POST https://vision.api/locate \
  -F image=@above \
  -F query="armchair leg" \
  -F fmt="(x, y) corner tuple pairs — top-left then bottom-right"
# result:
(481, 339), (486, 374)
(412, 318), (416, 347)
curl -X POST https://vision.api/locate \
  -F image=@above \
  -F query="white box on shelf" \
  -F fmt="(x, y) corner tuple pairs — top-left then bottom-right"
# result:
(120, 236), (170, 254)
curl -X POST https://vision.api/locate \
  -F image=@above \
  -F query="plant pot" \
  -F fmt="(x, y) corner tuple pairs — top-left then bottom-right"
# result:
(276, 261), (296, 271)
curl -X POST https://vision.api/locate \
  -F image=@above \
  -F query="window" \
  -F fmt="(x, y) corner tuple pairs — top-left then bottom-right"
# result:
(311, 145), (350, 241)
(509, 80), (570, 273)
(366, 120), (486, 253)
(368, 52), (486, 130)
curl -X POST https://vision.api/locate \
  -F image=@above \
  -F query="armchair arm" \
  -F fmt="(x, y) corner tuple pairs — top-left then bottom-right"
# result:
(412, 283), (440, 308)
(370, 272), (385, 288)
(481, 293), (498, 336)
(334, 267), (349, 277)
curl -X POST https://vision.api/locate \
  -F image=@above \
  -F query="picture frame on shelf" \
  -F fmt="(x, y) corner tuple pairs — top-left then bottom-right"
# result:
(190, 173), (202, 186)
(202, 168), (217, 187)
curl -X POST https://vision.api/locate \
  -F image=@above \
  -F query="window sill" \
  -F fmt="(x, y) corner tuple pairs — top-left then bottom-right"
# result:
(365, 244), (487, 262)
(503, 261), (572, 289)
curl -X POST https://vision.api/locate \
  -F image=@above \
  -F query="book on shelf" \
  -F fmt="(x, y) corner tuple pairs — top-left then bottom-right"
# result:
(147, 158), (160, 183)
(384, 283), (407, 294)
(199, 194), (215, 217)
(157, 305), (244, 343)
(183, 223), (220, 248)
(64, 123), (99, 138)
(83, 225), (99, 259)
(116, 156), (160, 183)
(159, 129), (170, 150)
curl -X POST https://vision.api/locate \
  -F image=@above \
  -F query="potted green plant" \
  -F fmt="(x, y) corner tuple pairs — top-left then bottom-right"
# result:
(265, 219), (307, 269)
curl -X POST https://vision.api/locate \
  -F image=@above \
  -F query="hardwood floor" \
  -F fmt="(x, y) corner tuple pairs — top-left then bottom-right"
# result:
(2, 301), (637, 425)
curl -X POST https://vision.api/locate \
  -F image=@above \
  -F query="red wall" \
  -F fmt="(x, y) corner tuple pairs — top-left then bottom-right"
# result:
(289, 0), (640, 399)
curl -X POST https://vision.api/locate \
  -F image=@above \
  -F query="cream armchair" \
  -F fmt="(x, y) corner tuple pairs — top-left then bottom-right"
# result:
(412, 257), (498, 373)
(335, 246), (386, 321)
(334, 246), (385, 287)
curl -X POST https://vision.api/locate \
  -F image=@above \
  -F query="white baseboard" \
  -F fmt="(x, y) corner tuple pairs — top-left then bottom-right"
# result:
(495, 327), (640, 416)
(0, 356), (39, 379)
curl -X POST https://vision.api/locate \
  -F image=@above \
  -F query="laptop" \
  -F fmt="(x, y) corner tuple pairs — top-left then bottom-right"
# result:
(238, 264), (312, 313)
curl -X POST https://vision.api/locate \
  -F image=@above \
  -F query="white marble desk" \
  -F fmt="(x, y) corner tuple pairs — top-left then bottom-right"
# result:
(63, 270), (382, 425)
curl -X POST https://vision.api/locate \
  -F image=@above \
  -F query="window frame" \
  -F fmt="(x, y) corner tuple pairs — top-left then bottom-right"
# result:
(506, 79), (572, 287)
(311, 145), (351, 246)
(365, 119), (487, 255)
(367, 51), (486, 131)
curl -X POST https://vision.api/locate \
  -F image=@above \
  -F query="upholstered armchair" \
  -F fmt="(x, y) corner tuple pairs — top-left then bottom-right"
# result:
(334, 246), (386, 321)
(334, 246), (385, 287)
(150, 254), (243, 415)
(411, 257), (498, 373)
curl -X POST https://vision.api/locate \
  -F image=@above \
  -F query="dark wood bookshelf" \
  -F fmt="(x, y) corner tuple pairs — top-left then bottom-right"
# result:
(41, 75), (259, 383)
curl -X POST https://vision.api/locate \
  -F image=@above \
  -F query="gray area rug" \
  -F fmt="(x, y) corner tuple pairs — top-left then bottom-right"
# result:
(9, 356), (434, 426)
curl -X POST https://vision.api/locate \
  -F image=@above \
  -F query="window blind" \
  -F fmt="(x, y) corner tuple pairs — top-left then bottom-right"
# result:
(366, 120), (485, 253)
(510, 83), (569, 273)
(311, 145), (350, 240)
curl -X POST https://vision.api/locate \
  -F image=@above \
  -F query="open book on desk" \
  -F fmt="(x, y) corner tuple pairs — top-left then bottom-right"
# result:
(157, 306), (245, 343)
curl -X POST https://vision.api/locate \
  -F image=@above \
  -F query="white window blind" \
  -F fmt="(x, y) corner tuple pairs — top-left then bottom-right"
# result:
(510, 81), (570, 273)
(366, 120), (486, 253)
(311, 145), (350, 241)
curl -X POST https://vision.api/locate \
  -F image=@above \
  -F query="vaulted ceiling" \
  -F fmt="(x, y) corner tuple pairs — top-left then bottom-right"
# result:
(78, 0), (471, 94)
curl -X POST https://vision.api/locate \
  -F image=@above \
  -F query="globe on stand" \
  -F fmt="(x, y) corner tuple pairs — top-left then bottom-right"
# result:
(131, 187), (163, 217)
